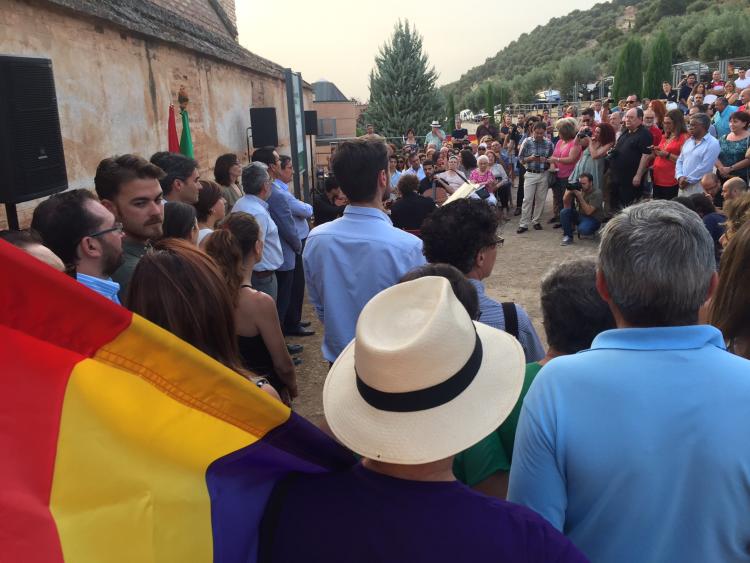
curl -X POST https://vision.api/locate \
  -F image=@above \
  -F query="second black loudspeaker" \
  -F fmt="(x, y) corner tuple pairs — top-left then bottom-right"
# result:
(249, 107), (278, 147)
(304, 110), (318, 135)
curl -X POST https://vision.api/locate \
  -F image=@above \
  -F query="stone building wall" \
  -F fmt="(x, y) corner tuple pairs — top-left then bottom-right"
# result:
(0, 0), (310, 228)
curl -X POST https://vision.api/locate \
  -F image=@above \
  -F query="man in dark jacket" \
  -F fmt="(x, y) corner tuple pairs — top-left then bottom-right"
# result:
(391, 173), (436, 231)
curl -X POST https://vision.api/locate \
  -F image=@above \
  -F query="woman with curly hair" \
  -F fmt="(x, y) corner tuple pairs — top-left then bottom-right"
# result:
(720, 191), (750, 248)
(710, 221), (750, 359)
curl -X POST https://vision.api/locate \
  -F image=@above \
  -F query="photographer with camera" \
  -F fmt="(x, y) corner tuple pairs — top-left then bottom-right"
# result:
(560, 172), (604, 246)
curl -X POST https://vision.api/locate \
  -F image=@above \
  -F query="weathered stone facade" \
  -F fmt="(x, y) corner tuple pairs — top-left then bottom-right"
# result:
(0, 0), (311, 227)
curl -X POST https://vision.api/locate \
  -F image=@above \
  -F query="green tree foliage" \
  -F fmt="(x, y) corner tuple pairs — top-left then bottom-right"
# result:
(496, 84), (507, 114)
(614, 38), (644, 100)
(445, 93), (456, 131)
(485, 83), (495, 124)
(365, 20), (442, 138)
(643, 32), (672, 99)
(556, 54), (599, 96)
(443, 0), (750, 107)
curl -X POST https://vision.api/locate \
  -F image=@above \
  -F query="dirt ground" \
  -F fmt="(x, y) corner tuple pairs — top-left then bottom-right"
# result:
(291, 188), (599, 426)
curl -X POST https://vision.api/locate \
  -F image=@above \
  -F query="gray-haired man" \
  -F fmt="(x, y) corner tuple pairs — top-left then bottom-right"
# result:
(509, 201), (750, 563)
(232, 162), (283, 300)
(676, 113), (721, 196)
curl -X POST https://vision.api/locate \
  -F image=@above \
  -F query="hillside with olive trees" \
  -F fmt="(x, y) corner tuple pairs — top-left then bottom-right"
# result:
(443, 0), (750, 110)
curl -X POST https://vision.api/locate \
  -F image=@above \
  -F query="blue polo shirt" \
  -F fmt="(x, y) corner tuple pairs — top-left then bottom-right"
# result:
(508, 325), (750, 563)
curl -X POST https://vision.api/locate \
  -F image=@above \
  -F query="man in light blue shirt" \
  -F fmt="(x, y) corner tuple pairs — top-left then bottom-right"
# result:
(712, 96), (738, 137)
(508, 200), (750, 563)
(251, 148), (302, 323)
(403, 152), (425, 181)
(676, 113), (721, 196)
(304, 139), (425, 363)
(389, 154), (402, 190)
(232, 162), (283, 301)
(30, 188), (125, 304)
(424, 120), (446, 148)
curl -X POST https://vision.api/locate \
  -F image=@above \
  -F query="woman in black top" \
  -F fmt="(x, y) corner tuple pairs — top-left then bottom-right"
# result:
(204, 212), (298, 404)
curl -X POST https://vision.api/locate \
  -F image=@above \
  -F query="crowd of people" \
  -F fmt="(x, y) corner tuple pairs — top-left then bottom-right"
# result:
(370, 68), (750, 254)
(2, 68), (750, 562)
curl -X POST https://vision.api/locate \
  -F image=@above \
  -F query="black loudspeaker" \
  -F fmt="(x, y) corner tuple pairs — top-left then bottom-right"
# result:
(304, 110), (318, 135)
(0, 56), (68, 204)
(250, 107), (278, 147)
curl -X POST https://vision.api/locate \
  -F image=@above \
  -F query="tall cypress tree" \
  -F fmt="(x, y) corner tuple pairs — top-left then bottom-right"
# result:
(445, 93), (456, 131)
(614, 38), (644, 100)
(365, 20), (442, 139)
(643, 32), (673, 99)
(485, 83), (495, 125)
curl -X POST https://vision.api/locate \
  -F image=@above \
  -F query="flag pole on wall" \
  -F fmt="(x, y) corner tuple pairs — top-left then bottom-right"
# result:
(168, 104), (180, 153)
(178, 86), (194, 158)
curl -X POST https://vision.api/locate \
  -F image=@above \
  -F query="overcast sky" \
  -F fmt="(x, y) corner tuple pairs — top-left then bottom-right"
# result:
(236, 0), (603, 101)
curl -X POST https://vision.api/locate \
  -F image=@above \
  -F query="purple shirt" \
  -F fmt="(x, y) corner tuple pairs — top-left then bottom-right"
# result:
(261, 463), (588, 562)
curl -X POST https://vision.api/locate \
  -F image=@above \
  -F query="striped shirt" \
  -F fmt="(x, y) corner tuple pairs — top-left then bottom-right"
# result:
(468, 278), (545, 362)
(518, 137), (554, 173)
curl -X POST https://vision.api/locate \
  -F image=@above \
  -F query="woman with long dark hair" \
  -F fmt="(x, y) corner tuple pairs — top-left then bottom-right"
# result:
(204, 212), (297, 404)
(127, 238), (279, 399)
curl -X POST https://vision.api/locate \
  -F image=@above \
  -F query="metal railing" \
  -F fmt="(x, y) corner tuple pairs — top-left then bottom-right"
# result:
(672, 57), (750, 86)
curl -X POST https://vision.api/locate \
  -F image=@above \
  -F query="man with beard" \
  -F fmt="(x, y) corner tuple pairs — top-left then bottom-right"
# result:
(31, 189), (125, 303)
(95, 154), (165, 301)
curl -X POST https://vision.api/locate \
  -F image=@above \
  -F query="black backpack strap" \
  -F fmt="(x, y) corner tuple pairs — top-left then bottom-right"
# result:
(501, 302), (519, 340)
(258, 473), (298, 563)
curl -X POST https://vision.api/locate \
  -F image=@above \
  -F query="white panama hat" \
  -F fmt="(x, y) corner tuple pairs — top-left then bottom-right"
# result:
(430, 120), (442, 127)
(323, 276), (525, 465)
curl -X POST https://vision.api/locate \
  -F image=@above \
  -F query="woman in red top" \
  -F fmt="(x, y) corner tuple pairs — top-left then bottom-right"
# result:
(651, 109), (689, 200)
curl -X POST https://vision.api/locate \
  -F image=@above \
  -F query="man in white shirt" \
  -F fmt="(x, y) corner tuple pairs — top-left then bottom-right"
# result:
(232, 162), (283, 301)
(735, 69), (750, 90)
(403, 152), (425, 181)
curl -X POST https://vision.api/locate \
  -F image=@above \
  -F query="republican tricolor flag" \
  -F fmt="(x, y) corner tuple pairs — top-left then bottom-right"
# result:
(0, 241), (351, 562)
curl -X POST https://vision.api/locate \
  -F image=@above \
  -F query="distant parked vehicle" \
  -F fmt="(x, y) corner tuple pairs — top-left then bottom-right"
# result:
(534, 89), (561, 107)
(459, 109), (474, 122)
(582, 76), (614, 101)
(474, 111), (489, 122)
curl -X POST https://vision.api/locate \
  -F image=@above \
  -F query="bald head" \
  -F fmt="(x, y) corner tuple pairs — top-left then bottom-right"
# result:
(722, 177), (748, 201)
(741, 88), (750, 105)
(701, 173), (720, 197)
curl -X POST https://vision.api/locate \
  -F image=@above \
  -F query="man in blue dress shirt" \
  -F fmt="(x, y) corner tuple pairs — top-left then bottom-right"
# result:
(31, 189), (125, 304)
(251, 148), (302, 324)
(303, 139), (425, 363)
(232, 162), (283, 301)
(276, 155), (315, 337)
(508, 200), (750, 563)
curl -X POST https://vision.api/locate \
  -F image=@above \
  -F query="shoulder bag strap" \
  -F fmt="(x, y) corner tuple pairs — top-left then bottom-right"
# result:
(501, 302), (519, 340)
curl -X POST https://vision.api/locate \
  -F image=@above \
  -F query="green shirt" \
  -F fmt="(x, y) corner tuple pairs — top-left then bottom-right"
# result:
(453, 362), (543, 486)
(111, 238), (149, 303)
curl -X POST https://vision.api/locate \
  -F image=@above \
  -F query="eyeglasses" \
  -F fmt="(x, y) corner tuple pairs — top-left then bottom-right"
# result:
(87, 222), (123, 238)
(626, 100), (637, 105)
